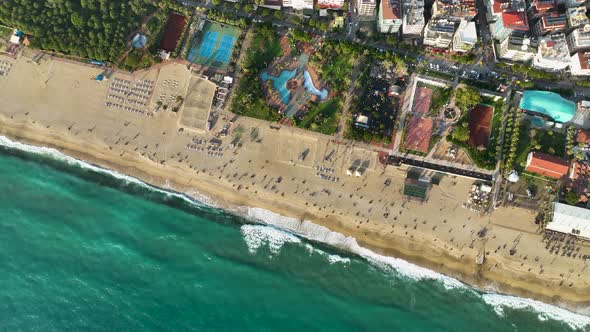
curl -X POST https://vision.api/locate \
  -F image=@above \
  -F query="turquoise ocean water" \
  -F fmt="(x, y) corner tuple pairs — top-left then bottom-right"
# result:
(0, 137), (588, 332)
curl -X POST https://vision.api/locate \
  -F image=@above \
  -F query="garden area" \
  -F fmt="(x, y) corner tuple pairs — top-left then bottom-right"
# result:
(428, 84), (453, 117)
(230, 25), (283, 121)
(512, 122), (566, 171)
(295, 98), (342, 135)
(448, 90), (505, 170)
(308, 39), (358, 95)
(345, 78), (397, 143)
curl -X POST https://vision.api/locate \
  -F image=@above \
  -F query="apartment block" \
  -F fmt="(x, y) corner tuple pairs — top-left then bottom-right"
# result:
(496, 32), (537, 62)
(283, 0), (314, 10)
(533, 34), (571, 71)
(432, 0), (477, 22)
(453, 20), (478, 52)
(533, 12), (567, 35)
(423, 19), (456, 49)
(567, 26), (590, 52)
(356, 0), (377, 18)
(317, 0), (345, 9)
(402, 0), (425, 36)
(567, 6), (589, 29)
(571, 51), (590, 76)
(487, 0), (528, 41)
(378, 0), (402, 33)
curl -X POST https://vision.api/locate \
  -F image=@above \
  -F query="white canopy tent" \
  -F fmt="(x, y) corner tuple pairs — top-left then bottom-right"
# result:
(547, 202), (590, 239)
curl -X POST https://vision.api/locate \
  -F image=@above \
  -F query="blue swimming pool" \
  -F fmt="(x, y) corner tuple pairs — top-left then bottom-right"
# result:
(261, 69), (329, 105)
(519, 90), (575, 123)
(303, 71), (328, 100)
(261, 69), (297, 104)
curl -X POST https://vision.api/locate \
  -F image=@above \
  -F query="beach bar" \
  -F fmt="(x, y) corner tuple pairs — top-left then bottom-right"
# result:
(547, 203), (590, 240)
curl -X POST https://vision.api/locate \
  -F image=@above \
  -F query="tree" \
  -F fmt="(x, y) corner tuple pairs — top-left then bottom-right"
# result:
(455, 86), (481, 111)
(452, 124), (470, 142)
(395, 60), (407, 76)
(565, 191), (580, 205)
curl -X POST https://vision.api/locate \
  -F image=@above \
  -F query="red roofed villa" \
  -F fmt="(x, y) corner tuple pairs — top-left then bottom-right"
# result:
(525, 151), (569, 179)
(404, 116), (434, 153)
(467, 104), (493, 148)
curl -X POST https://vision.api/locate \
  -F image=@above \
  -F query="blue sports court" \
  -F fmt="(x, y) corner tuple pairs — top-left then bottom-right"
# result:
(186, 21), (240, 71)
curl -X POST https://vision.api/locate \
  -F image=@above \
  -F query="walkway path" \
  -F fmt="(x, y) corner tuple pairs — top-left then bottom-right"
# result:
(335, 57), (362, 140)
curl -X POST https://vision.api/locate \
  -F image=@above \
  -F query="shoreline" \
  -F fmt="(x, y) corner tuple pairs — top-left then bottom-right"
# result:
(1, 121), (589, 317)
(0, 56), (589, 319)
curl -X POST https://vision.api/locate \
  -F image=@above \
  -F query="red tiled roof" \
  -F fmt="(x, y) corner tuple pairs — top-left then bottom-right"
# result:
(531, 0), (556, 12)
(492, 0), (506, 14)
(467, 104), (493, 148)
(526, 151), (569, 179)
(577, 51), (590, 70)
(404, 116), (434, 153)
(569, 160), (589, 181)
(576, 129), (590, 144)
(382, 0), (401, 20)
(502, 11), (529, 30)
(412, 86), (433, 115)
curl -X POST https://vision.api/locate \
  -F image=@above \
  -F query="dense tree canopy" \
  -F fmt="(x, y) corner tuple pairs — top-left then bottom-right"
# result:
(0, 0), (160, 61)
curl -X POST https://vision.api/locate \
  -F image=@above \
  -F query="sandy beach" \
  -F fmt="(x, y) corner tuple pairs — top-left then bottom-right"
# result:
(1, 54), (589, 314)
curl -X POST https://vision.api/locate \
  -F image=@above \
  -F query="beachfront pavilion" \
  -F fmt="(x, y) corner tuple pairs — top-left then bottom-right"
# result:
(403, 178), (432, 202)
(518, 90), (576, 123)
(547, 202), (590, 240)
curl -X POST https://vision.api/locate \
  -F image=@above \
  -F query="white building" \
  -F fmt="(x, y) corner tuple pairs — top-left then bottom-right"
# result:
(378, 0), (402, 33)
(356, 0), (377, 18)
(561, 0), (585, 8)
(496, 33), (536, 62)
(283, 0), (314, 10)
(571, 51), (590, 76)
(402, 0), (425, 36)
(8, 29), (21, 45)
(432, 0), (477, 22)
(547, 202), (590, 240)
(567, 25), (590, 52)
(452, 20), (477, 52)
(317, 0), (345, 9)
(533, 34), (571, 72)
(259, 0), (283, 10)
(423, 19), (456, 49)
(567, 6), (589, 29)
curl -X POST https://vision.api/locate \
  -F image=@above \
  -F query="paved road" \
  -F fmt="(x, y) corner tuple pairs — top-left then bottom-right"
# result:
(180, 1), (590, 96)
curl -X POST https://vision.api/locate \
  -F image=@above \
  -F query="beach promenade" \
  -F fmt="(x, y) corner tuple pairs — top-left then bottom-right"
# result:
(0, 54), (589, 313)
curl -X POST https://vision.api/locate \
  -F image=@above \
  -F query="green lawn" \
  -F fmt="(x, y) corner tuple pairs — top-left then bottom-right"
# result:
(230, 25), (283, 121)
(0, 26), (12, 39)
(296, 98), (342, 135)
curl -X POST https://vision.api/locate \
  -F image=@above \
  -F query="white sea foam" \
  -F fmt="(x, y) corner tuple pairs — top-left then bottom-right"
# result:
(303, 243), (350, 264)
(327, 254), (350, 265)
(482, 293), (590, 330)
(0, 135), (215, 207)
(246, 207), (590, 328)
(240, 224), (301, 255)
(246, 207), (464, 290)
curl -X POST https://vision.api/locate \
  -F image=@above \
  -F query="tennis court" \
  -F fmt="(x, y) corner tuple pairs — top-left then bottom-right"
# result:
(187, 21), (240, 71)
(198, 31), (218, 58)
